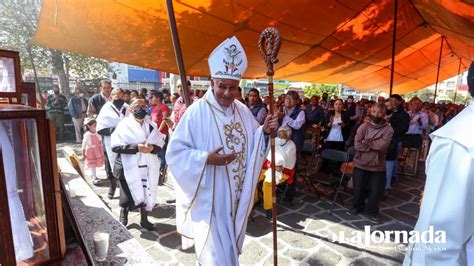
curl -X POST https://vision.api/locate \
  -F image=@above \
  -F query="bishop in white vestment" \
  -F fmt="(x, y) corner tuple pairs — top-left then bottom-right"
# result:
(166, 36), (278, 265)
(404, 62), (474, 266)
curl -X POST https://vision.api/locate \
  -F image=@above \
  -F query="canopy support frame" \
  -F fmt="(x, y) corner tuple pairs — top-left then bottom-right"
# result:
(389, 0), (398, 96)
(433, 37), (444, 103)
(166, 0), (192, 107)
(454, 57), (462, 104)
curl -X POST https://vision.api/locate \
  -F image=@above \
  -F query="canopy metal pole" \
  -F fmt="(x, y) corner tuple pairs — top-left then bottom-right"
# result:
(389, 0), (398, 96)
(433, 37), (444, 103)
(166, 0), (191, 107)
(454, 58), (462, 104)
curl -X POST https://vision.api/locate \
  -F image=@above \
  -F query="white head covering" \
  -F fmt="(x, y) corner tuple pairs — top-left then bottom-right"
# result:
(208, 36), (247, 81)
(278, 126), (292, 138)
(83, 117), (96, 126)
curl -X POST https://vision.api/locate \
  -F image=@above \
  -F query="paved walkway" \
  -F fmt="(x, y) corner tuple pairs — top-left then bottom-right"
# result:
(58, 143), (425, 265)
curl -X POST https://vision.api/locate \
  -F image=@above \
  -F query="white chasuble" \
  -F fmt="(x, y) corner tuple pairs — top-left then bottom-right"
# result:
(404, 100), (474, 266)
(166, 90), (269, 265)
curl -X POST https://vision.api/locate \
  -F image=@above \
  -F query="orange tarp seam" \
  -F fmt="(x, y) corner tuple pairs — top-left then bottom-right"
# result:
(33, 0), (474, 94)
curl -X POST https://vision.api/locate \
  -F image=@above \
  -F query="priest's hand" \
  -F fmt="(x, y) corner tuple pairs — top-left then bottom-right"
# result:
(207, 146), (237, 166)
(138, 144), (154, 153)
(263, 114), (279, 134)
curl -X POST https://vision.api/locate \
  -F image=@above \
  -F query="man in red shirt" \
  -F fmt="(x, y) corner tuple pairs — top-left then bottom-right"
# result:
(173, 79), (196, 129)
(150, 91), (171, 184)
(150, 91), (171, 134)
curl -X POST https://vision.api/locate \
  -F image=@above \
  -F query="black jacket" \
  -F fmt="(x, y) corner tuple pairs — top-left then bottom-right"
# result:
(323, 110), (351, 141)
(386, 108), (410, 160)
(88, 93), (107, 115)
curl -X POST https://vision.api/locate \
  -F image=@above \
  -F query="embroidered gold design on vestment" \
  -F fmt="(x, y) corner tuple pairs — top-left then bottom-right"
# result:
(223, 121), (247, 214)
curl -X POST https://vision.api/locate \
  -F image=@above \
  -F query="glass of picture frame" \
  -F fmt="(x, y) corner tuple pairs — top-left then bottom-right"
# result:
(0, 49), (22, 103)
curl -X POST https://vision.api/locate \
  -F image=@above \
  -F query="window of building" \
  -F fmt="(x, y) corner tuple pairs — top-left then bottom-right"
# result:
(446, 81), (455, 87)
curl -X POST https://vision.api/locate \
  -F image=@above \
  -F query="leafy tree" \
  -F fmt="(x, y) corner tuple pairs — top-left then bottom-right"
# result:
(405, 88), (435, 102)
(0, 1), (110, 98)
(303, 83), (338, 98)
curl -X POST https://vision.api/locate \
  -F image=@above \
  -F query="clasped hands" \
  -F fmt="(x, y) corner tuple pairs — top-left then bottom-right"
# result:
(138, 144), (154, 153)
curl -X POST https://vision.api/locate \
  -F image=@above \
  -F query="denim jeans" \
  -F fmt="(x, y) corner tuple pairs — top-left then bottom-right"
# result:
(385, 141), (402, 189)
(158, 145), (166, 170)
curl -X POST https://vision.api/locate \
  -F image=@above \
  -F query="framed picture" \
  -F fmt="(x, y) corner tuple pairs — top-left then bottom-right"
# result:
(21, 82), (37, 108)
(0, 49), (22, 102)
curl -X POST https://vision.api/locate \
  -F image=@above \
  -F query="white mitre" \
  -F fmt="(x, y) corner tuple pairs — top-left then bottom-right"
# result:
(208, 36), (247, 80)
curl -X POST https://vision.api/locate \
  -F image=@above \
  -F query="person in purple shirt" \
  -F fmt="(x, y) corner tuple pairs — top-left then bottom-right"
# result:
(402, 96), (429, 149)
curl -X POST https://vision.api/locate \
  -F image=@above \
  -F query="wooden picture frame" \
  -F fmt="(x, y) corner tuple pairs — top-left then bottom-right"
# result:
(0, 50), (22, 103)
(21, 82), (38, 108)
(0, 105), (65, 264)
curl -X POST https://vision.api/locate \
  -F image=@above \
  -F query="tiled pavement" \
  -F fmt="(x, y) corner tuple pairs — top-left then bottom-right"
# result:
(58, 143), (425, 265)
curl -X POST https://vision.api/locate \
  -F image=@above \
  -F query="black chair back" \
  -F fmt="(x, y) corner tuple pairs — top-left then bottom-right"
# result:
(346, 147), (356, 161)
(320, 149), (349, 163)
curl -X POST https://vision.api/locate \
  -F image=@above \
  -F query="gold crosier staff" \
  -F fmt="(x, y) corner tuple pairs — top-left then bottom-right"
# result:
(258, 27), (281, 266)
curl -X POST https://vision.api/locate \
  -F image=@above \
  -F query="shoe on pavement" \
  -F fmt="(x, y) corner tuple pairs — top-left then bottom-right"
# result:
(107, 188), (115, 199)
(346, 208), (362, 216)
(368, 214), (380, 224)
(119, 208), (129, 226)
(108, 180), (117, 199)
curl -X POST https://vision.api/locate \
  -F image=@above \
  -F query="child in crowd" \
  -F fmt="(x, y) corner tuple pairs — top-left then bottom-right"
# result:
(82, 118), (104, 185)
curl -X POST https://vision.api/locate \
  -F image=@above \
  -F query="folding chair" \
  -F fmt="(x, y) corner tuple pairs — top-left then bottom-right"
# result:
(337, 147), (356, 195)
(298, 126), (324, 191)
(300, 132), (316, 168)
(346, 147), (356, 161)
(398, 147), (420, 179)
(309, 149), (350, 214)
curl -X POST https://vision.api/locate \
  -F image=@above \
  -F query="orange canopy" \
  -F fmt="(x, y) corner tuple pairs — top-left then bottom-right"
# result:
(33, 0), (474, 94)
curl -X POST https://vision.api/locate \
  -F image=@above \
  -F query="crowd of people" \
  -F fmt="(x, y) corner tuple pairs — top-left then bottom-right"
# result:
(41, 35), (473, 265)
(44, 77), (468, 226)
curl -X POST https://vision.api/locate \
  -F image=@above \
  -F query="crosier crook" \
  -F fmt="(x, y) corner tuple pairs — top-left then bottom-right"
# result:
(258, 27), (281, 266)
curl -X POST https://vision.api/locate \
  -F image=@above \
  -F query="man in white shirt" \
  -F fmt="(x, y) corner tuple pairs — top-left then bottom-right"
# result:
(96, 88), (128, 199)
